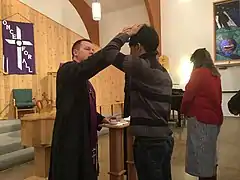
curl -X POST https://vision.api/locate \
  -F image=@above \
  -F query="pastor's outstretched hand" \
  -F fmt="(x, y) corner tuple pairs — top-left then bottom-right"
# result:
(121, 24), (144, 36)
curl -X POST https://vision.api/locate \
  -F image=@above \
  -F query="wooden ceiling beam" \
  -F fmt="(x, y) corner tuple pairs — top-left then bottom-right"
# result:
(144, 0), (161, 54)
(69, 0), (100, 45)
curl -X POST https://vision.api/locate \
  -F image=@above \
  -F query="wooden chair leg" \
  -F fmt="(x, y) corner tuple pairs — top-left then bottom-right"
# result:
(15, 107), (18, 119)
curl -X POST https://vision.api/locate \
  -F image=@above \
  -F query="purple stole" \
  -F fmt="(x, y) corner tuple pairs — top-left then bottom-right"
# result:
(87, 81), (98, 168)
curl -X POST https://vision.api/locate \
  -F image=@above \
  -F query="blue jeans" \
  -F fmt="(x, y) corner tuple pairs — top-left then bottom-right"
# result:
(133, 136), (174, 180)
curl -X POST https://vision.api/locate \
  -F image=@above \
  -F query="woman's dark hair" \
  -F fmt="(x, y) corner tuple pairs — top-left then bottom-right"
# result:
(190, 48), (221, 77)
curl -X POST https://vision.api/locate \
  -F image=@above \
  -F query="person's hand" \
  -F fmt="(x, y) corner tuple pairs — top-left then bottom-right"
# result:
(121, 24), (144, 36)
(102, 117), (110, 124)
(121, 26), (132, 34)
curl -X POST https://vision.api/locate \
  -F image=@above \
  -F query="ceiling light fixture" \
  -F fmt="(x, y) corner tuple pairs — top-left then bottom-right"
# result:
(92, 0), (101, 21)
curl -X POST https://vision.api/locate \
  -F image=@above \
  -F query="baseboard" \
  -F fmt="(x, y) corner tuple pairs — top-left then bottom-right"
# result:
(224, 116), (240, 118)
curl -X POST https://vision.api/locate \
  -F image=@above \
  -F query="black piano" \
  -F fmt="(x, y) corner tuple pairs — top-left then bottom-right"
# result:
(171, 88), (184, 127)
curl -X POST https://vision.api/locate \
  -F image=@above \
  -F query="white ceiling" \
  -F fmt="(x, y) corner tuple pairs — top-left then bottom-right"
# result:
(84, 0), (144, 13)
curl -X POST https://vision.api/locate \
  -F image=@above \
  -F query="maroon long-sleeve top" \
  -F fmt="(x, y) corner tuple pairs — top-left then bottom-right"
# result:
(180, 67), (223, 125)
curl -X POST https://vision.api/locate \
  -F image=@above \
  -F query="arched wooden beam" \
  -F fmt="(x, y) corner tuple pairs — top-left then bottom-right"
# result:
(144, 0), (161, 54)
(69, 0), (100, 45)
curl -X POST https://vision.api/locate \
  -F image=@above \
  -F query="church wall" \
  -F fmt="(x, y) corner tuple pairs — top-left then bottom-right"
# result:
(99, 4), (150, 53)
(0, 0), (125, 118)
(161, 0), (240, 117)
(19, 0), (89, 39)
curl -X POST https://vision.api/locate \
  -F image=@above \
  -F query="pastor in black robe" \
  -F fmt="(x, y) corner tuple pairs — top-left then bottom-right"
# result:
(48, 32), (131, 180)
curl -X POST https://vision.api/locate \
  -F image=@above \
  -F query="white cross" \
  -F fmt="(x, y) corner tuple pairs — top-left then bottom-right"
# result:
(5, 26), (33, 70)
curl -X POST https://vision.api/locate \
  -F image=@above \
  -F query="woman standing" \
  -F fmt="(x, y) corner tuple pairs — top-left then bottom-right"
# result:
(181, 48), (223, 180)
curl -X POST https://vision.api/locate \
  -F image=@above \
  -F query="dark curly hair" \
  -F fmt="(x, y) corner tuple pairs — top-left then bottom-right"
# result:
(129, 24), (159, 53)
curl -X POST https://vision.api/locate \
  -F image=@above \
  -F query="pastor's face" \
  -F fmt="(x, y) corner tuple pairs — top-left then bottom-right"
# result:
(75, 41), (94, 61)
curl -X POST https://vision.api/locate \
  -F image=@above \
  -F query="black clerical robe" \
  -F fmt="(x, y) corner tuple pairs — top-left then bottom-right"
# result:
(124, 75), (130, 118)
(48, 33), (131, 180)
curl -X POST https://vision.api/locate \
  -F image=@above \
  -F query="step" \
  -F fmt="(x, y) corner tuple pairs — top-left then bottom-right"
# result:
(0, 131), (108, 171)
(0, 127), (108, 156)
(0, 147), (34, 171)
(0, 120), (20, 134)
(0, 120), (108, 171)
(0, 130), (23, 155)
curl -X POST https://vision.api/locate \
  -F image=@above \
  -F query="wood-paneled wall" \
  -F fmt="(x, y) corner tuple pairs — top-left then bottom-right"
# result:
(0, 0), (124, 118)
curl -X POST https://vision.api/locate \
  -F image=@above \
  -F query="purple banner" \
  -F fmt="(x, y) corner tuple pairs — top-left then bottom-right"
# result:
(2, 20), (36, 74)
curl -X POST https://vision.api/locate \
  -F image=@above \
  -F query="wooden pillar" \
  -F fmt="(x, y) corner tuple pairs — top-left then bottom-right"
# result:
(144, 0), (161, 54)
(47, 72), (57, 105)
(34, 147), (51, 178)
(126, 128), (138, 180)
(21, 112), (55, 180)
(101, 121), (129, 180)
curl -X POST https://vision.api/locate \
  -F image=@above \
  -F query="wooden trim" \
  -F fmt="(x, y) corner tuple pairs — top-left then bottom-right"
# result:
(69, 0), (100, 45)
(144, 0), (161, 54)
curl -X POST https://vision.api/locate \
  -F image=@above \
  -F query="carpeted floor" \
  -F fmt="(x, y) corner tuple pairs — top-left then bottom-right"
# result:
(1, 117), (240, 180)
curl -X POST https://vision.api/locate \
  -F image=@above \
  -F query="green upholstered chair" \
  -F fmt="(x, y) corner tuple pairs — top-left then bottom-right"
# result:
(12, 89), (36, 118)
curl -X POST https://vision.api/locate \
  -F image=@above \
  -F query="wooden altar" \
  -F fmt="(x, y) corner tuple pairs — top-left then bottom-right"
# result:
(21, 111), (55, 180)
(126, 128), (138, 180)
